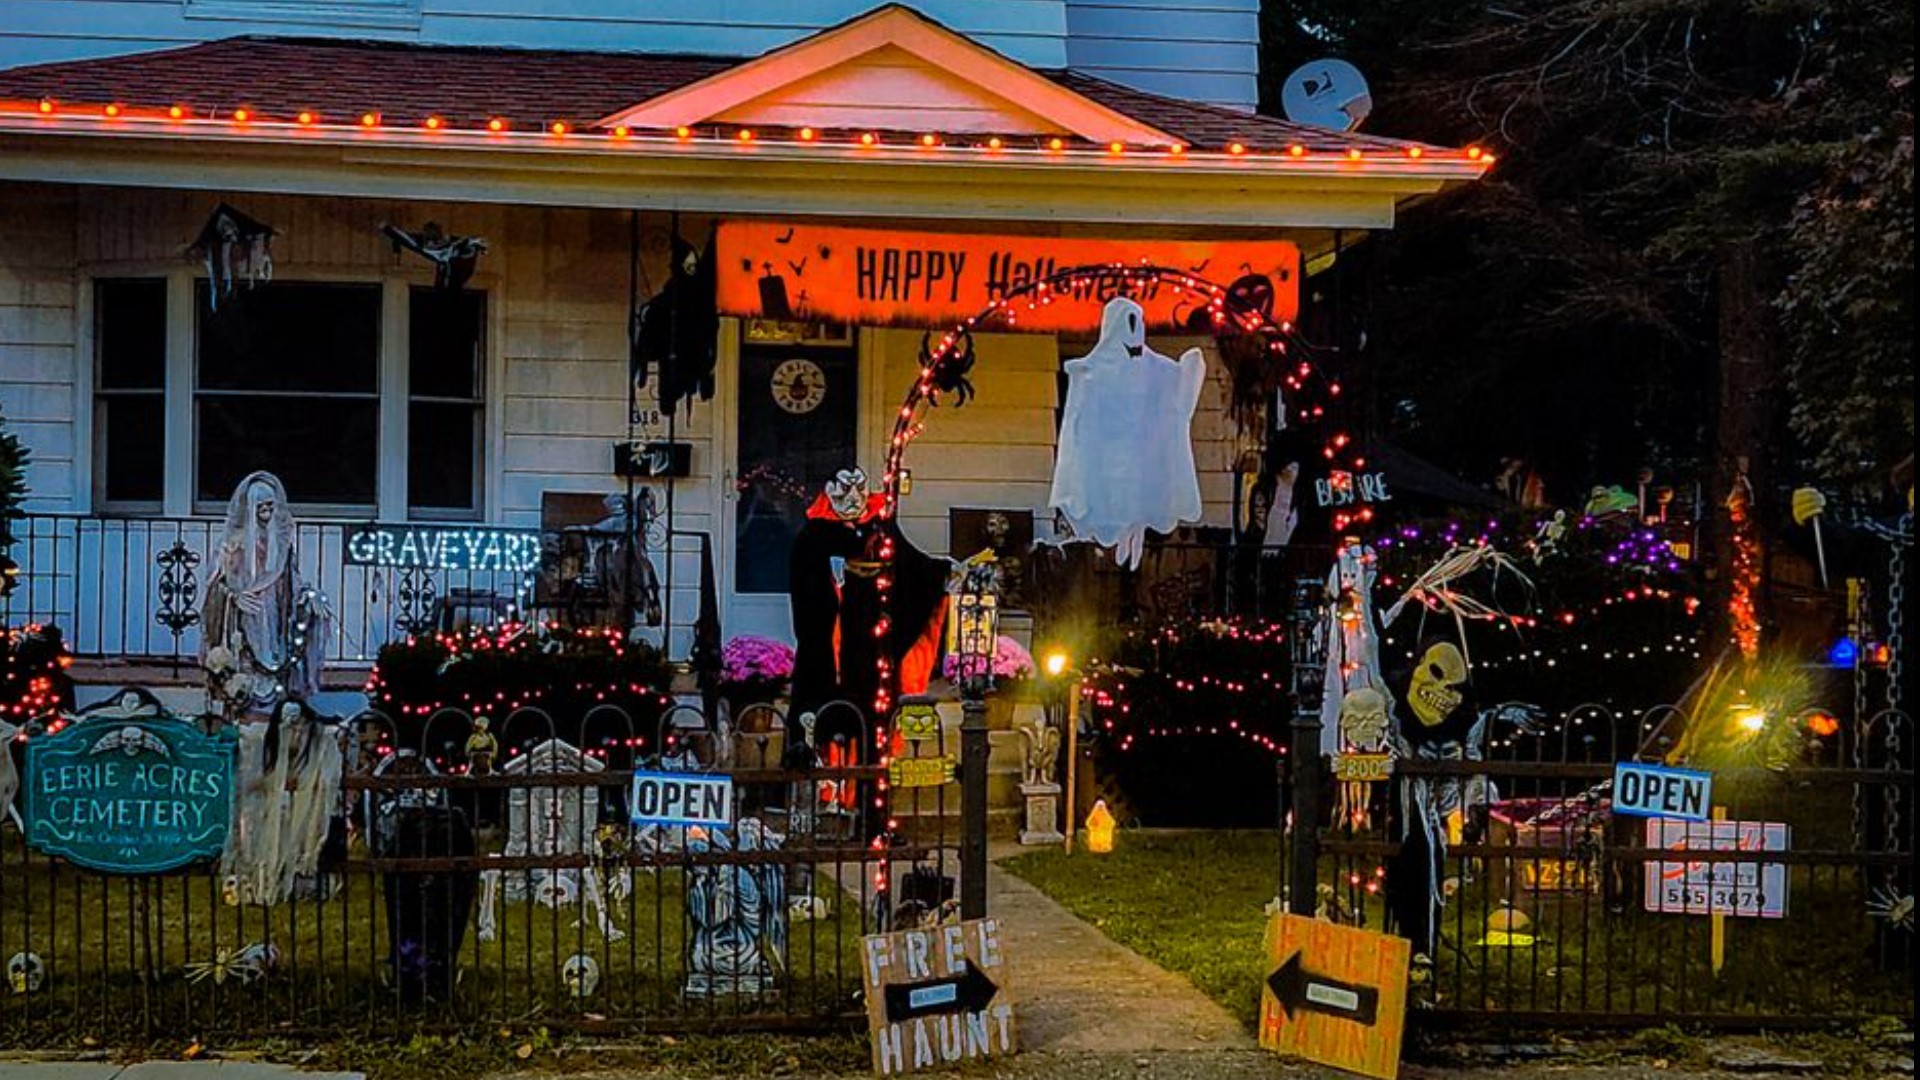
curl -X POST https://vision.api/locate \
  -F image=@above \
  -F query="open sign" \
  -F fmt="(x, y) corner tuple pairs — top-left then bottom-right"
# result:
(630, 771), (734, 829)
(1612, 762), (1712, 822)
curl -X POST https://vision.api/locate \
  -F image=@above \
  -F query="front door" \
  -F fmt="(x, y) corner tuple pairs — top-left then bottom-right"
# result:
(726, 340), (858, 640)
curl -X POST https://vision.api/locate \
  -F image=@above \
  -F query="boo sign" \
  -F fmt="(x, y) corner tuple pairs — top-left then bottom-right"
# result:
(1612, 761), (1713, 822)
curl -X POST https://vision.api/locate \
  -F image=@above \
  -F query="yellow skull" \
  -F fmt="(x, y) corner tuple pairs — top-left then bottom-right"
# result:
(1408, 642), (1466, 728)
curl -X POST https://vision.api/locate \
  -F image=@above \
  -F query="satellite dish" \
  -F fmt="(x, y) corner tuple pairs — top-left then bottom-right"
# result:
(1281, 58), (1373, 132)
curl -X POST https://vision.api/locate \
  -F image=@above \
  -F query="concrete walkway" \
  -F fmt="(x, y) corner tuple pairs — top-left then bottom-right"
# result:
(986, 856), (1260, 1058)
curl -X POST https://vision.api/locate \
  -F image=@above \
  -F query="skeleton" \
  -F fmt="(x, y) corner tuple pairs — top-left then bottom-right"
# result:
(484, 739), (622, 942)
(184, 942), (279, 986)
(1333, 687), (1391, 830)
(1316, 541), (1387, 757)
(201, 471), (332, 720)
(90, 725), (171, 759)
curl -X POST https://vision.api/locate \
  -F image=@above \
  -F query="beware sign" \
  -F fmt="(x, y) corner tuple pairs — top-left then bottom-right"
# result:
(862, 918), (1014, 1075)
(1612, 762), (1712, 822)
(1259, 913), (1409, 1080)
(717, 222), (1300, 332)
(629, 770), (733, 829)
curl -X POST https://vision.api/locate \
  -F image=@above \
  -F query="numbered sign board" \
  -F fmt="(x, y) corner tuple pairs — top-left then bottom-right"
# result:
(862, 918), (1015, 1075)
(1259, 913), (1410, 1080)
(1644, 818), (1790, 918)
(1612, 761), (1712, 821)
(630, 770), (733, 829)
(25, 717), (235, 873)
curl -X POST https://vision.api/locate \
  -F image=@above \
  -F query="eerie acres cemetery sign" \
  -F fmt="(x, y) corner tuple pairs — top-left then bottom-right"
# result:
(24, 714), (235, 873)
(717, 223), (1301, 331)
(862, 918), (1015, 1075)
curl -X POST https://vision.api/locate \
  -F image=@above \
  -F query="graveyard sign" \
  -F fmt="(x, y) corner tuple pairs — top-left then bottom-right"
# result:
(344, 523), (543, 573)
(1612, 761), (1713, 822)
(1259, 913), (1410, 1080)
(630, 770), (734, 829)
(24, 708), (235, 874)
(863, 918), (1015, 1075)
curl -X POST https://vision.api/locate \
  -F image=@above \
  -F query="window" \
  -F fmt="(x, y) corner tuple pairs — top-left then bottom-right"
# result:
(89, 277), (487, 518)
(94, 280), (168, 508)
(195, 281), (382, 510)
(407, 288), (486, 516)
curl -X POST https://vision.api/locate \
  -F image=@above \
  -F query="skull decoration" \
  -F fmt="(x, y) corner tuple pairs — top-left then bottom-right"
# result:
(825, 468), (870, 522)
(7, 951), (44, 994)
(560, 953), (600, 998)
(1338, 687), (1391, 752)
(1407, 642), (1467, 728)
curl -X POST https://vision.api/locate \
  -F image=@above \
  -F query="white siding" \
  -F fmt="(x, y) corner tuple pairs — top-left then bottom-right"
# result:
(0, 0), (1071, 71)
(0, 183), (80, 512)
(1064, 0), (1259, 110)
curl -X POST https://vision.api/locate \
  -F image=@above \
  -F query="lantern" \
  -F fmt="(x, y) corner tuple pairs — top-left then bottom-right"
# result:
(947, 558), (1000, 700)
(1085, 799), (1116, 854)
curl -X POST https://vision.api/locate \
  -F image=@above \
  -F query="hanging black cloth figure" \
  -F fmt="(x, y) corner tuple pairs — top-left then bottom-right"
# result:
(190, 203), (275, 311)
(631, 228), (719, 415)
(787, 469), (949, 749)
(382, 222), (487, 290)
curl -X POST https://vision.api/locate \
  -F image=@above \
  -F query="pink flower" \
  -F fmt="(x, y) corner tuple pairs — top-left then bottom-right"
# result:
(720, 635), (795, 685)
(942, 635), (1035, 683)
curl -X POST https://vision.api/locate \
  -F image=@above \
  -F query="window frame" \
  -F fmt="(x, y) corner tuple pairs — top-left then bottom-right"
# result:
(91, 278), (170, 514)
(404, 285), (488, 521)
(84, 270), (492, 522)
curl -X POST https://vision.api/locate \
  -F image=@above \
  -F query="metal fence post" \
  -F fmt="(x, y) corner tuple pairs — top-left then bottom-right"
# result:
(960, 695), (990, 919)
(1287, 573), (1326, 916)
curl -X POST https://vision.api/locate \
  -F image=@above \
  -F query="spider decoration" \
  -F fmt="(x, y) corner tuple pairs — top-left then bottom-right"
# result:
(920, 327), (976, 407)
(1867, 886), (1914, 932)
(184, 942), (279, 985)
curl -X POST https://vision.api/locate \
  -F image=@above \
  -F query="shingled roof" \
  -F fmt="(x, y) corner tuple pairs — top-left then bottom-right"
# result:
(0, 35), (1443, 155)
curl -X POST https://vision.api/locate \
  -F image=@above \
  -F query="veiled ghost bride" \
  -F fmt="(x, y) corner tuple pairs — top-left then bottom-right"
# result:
(1048, 296), (1206, 568)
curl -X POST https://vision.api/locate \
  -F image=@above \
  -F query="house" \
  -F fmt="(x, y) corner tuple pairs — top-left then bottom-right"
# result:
(0, 2), (1485, 709)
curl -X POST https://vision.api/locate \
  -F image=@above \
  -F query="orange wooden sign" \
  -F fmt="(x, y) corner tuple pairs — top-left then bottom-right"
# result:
(716, 222), (1300, 332)
(862, 918), (1015, 1075)
(1258, 913), (1410, 1080)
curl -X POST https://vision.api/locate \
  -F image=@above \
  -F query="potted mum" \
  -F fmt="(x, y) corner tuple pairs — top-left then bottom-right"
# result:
(718, 634), (795, 726)
(943, 634), (1035, 729)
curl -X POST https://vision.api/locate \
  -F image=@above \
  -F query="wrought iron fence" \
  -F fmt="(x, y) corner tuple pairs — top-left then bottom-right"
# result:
(0, 699), (968, 1042)
(1288, 701), (1915, 1025)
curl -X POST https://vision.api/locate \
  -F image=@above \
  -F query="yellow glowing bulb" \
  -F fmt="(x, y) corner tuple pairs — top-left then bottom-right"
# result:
(1735, 707), (1767, 733)
(1044, 650), (1070, 678)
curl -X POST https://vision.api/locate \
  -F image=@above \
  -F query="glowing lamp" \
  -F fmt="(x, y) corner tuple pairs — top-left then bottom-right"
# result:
(1733, 702), (1767, 734)
(1085, 799), (1116, 854)
(1044, 649), (1071, 679)
(1806, 711), (1841, 738)
(948, 563), (1000, 699)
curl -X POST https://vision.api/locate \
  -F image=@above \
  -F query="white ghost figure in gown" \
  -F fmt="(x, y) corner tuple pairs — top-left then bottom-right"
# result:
(1049, 297), (1206, 568)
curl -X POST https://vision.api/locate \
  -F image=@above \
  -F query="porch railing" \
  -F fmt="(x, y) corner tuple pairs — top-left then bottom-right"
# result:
(0, 513), (707, 669)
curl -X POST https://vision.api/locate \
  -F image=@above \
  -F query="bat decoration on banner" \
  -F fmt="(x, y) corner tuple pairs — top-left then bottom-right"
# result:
(631, 228), (719, 415)
(190, 203), (275, 311)
(382, 222), (487, 290)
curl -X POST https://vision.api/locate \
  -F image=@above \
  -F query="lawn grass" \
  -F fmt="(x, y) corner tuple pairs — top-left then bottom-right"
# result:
(1003, 828), (1916, 1031)
(1001, 830), (1282, 1028)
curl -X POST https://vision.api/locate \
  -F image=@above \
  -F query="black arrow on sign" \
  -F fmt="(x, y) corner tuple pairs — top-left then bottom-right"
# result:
(1267, 951), (1380, 1026)
(883, 961), (999, 1024)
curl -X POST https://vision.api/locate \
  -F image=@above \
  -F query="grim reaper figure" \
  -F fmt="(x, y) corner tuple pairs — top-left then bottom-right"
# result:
(1048, 296), (1206, 569)
(200, 471), (332, 720)
(1386, 639), (1540, 962)
(684, 818), (788, 997)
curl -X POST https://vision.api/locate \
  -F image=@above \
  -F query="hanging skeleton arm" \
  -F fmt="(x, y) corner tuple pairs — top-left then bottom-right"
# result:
(382, 223), (488, 290)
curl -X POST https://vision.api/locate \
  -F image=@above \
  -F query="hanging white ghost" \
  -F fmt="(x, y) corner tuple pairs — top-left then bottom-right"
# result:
(1048, 297), (1206, 569)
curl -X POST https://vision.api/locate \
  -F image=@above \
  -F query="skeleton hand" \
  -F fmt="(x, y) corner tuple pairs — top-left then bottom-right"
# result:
(1483, 703), (1543, 736)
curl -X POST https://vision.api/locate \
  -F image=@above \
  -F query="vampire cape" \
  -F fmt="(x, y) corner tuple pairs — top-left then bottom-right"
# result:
(788, 495), (948, 744)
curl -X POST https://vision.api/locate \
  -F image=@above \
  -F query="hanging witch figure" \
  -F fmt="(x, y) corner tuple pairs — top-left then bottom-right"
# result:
(1385, 638), (1541, 965)
(200, 471), (333, 720)
(190, 203), (275, 311)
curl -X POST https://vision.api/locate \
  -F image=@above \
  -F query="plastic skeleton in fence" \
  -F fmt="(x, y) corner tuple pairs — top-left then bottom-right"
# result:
(1385, 639), (1542, 962)
(1332, 687), (1391, 830)
(1314, 540), (1387, 758)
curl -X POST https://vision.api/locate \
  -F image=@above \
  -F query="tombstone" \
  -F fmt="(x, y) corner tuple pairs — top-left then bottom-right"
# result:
(479, 738), (621, 940)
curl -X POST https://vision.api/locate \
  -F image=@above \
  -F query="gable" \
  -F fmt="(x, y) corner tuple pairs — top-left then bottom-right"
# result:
(711, 43), (1064, 136)
(598, 4), (1175, 146)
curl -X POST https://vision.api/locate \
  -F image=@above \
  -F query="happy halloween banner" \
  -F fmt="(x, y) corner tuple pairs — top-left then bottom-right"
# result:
(715, 223), (1301, 332)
